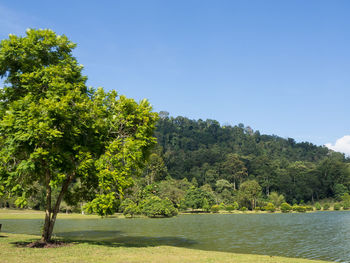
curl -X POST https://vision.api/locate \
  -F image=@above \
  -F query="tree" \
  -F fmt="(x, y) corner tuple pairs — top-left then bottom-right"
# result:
(183, 187), (215, 210)
(222, 153), (248, 190)
(268, 192), (285, 208)
(145, 153), (168, 185)
(0, 29), (158, 242)
(237, 180), (261, 210)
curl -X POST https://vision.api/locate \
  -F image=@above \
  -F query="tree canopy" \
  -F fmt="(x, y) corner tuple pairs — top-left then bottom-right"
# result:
(0, 29), (158, 242)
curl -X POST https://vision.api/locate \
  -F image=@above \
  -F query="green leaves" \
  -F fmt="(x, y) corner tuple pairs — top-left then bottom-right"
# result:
(0, 29), (158, 219)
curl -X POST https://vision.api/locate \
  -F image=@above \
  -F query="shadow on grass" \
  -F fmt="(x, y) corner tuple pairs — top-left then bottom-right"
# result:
(11, 230), (197, 249)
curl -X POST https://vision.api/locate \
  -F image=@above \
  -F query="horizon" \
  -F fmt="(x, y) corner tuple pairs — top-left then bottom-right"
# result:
(0, 0), (349, 154)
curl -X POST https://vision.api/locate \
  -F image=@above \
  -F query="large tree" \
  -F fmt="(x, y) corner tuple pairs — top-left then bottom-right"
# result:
(0, 29), (158, 242)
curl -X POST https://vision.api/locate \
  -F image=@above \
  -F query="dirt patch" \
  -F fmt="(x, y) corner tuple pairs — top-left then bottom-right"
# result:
(14, 240), (72, 248)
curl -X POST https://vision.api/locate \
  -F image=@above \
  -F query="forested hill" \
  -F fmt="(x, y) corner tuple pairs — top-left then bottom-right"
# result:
(151, 112), (350, 203)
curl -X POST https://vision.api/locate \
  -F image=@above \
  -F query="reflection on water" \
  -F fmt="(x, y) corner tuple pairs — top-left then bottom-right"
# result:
(2, 212), (350, 262)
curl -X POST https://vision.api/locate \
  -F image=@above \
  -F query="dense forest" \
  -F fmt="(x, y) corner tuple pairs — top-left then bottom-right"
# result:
(134, 111), (350, 210)
(2, 111), (350, 216)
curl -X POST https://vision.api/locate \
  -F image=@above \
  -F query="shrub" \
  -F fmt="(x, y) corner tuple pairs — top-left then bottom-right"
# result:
(120, 198), (135, 213)
(254, 206), (261, 211)
(323, 203), (330, 210)
(343, 203), (350, 210)
(219, 202), (226, 210)
(334, 203), (342, 211)
(226, 204), (235, 212)
(292, 205), (306, 212)
(141, 196), (178, 218)
(240, 206), (247, 212)
(123, 203), (141, 217)
(305, 206), (313, 211)
(211, 204), (220, 213)
(264, 202), (276, 212)
(232, 201), (239, 210)
(315, 202), (322, 210)
(280, 202), (292, 213)
(297, 206), (307, 212)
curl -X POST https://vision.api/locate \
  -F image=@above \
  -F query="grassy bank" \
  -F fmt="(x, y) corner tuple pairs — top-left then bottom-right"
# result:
(0, 233), (331, 263)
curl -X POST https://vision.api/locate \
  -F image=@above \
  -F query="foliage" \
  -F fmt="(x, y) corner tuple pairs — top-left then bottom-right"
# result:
(154, 114), (350, 204)
(292, 205), (306, 212)
(119, 198), (136, 213)
(268, 192), (285, 208)
(202, 198), (211, 212)
(123, 203), (141, 217)
(140, 196), (177, 217)
(323, 203), (330, 210)
(334, 184), (348, 201)
(240, 206), (247, 211)
(263, 202), (276, 212)
(237, 180), (261, 210)
(0, 29), (158, 241)
(225, 204), (235, 212)
(305, 206), (313, 211)
(315, 202), (322, 210)
(333, 203), (342, 211)
(280, 202), (292, 213)
(218, 202), (226, 210)
(84, 193), (118, 216)
(210, 204), (220, 213)
(183, 187), (215, 210)
(341, 193), (350, 210)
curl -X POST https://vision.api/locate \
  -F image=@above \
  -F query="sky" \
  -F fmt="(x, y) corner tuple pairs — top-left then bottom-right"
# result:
(0, 0), (349, 154)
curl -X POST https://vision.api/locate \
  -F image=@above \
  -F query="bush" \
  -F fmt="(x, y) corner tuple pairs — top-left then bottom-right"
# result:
(280, 202), (292, 213)
(292, 205), (306, 212)
(254, 206), (261, 211)
(343, 203), (350, 210)
(226, 204), (235, 212)
(296, 206), (306, 212)
(323, 203), (330, 210)
(120, 198), (135, 213)
(123, 203), (141, 217)
(211, 204), (220, 213)
(219, 202), (226, 210)
(141, 196), (178, 218)
(315, 202), (322, 210)
(240, 206), (247, 212)
(334, 203), (342, 211)
(305, 205), (313, 211)
(264, 202), (276, 212)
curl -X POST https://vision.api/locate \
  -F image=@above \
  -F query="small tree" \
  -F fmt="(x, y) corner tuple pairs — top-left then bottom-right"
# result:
(0, 29), (158, 242)
(237, 180), (262, 210)
(268, 192), (285, 208)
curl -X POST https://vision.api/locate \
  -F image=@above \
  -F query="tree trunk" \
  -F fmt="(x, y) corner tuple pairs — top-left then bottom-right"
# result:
(41, 173), (74, 243)
(41, 171), (52, 243)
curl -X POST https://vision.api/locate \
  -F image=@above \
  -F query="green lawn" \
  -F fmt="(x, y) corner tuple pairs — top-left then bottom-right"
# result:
(0, 209), (332, 263)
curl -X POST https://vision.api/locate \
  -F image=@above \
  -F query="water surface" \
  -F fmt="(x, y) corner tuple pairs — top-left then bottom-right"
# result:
(2, 212), (350, 262)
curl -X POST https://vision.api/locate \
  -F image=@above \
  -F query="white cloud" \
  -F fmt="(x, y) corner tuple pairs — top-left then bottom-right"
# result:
(325, 135), (350, 156)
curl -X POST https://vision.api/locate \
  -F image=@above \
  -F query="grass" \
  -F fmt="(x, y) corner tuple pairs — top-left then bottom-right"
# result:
(0, 233), (331, 263)
(0, 209), (333, 262)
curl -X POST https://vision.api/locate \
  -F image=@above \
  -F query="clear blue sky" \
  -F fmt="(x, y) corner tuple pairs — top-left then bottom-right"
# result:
(0, 0), (349, 150)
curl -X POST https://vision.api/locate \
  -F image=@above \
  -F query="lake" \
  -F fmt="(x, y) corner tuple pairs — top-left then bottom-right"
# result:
(2, 211), (350, 262)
